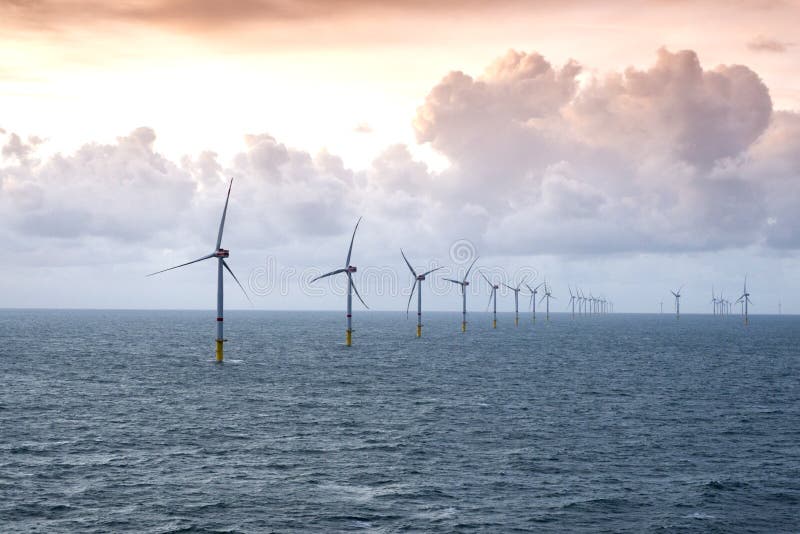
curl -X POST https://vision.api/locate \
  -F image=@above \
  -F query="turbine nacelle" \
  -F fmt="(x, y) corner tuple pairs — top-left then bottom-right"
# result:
(214, 248), (230, 258)
(416, 274), (426, 281)
(347, 265), (357, 273)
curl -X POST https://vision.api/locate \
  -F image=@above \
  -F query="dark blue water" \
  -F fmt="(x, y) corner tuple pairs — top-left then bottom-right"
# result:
(1, 309), (799, 532)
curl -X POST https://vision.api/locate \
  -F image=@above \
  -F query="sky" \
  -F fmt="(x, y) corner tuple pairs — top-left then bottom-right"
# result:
(1, 0), (799, 314)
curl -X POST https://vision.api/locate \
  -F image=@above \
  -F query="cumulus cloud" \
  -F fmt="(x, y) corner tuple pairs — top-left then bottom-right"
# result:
(1, 47), (798, 272)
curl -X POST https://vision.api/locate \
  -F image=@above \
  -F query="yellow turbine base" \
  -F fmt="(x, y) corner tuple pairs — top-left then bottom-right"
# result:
(416, 325), (422, 338)
(462, 322), (466, 333)
(493, 320), (497, 329)
(346, 329), (352, 346)
(515, 317), (519, 327)
(215, 339), (224, 362)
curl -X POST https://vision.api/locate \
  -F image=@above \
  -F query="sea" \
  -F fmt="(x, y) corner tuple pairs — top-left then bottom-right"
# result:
(1, 309), (798, 533)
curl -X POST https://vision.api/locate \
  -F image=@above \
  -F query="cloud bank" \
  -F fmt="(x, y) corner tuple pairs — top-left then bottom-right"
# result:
(1, 48), (798, 273)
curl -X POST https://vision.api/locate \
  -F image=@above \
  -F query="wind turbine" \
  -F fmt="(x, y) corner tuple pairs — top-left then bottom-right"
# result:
(671, 286), (682, 320)
(502, 277), (528, 327)
(540, 281), (555, 322)
(148, 178), (250, 363)
(567, 287), (577, 319)
(525, 282), (544, 323)
(736, 275), (752, 326)
(401, 249), (443, 337)
(311, 217), (368, 346)
(711, 286), (718, 316)
(444, 257), (479, 332)
(481, 272), (500, 329)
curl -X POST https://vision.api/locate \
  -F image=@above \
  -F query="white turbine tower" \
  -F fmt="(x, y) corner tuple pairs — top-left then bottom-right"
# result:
(736, 275), (753, 326)
(671, 286), (683, 320)
(503, 277), (528, 327)
(401, 249), (443, 338)
(311, 217), (368, 346)
(711, 286), (718, 316)
(148, 178), (250, 363)
(525, 282), (544, 323)
(444, 257), (479, 332)
(481, 272), (500, 329)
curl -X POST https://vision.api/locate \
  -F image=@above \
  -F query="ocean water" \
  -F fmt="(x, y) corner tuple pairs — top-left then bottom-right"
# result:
(1, 309), (799, 533)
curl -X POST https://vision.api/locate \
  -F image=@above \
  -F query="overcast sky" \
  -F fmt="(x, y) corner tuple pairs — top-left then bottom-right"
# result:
(1, 0), (798, 313)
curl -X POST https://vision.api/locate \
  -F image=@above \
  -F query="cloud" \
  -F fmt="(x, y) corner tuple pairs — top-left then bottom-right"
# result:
(1, 48), (798, 273)
(354, 122), (373, 134)
(747, 35), (792, 52)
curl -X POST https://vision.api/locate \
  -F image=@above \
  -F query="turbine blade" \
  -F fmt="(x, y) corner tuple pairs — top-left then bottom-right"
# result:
(348, 273), (369, 309)
(406, 280), (418, 317)
(443, 278), (462, 285)
(486, 290), (493, 312)
(310, 268), (347, 283)
(147, 253), (215, 276)
(534, 282), (544, 291)
(502, 283), (516, 291)
(421, 266), (444, 277)
(345, 216), (362, 267)
(463, 256), (479, 282)
(400, 248), (417, 277)
(480, 271), (492, 286)
(539, 294), (546, 304)
(222, 259), (252, 305)
(215, 178), (233, 250)
(524, 282), (534, 293)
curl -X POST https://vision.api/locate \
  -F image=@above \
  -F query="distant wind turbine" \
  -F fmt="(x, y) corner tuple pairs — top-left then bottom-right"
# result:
(671, 286), (683, 320)
(503, 277), (528, 327)
(540, 281), (555, 322)
(311, 217), (368, 346)
(736, 275), (753, 326)
(444, 257), (479, 332)
(567, 287), (577, 319)
(525, 282), (544, 323)
(148, 178), (250, 363)
(481, 272), (500, 329)
(711, 286), (718, 316)
(401, 249), (443, 338)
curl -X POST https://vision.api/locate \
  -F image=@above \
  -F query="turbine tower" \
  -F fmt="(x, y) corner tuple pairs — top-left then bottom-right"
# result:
(502, 277), (528, 327)
(736, 275), (753, 326)
(148, 178), (250, 363)
(525, 282), (544, 323)
(311, 217), (368, 346)
(671, 286), (682, 320)
(401, 249), (443, 337)
(481, 272), (500, 329)
(444, 257), (479, 332)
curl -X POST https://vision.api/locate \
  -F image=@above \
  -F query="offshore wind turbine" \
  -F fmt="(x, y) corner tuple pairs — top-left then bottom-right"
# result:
(444, 257), (479, 332)
(567, 287), (577, 319)
(503, 277), (528, 326)
(401, 249), (443, 337)
(540, 281), (555, 322)
(711, 286), (718, 316)
(671, 286), (683, 320)
(148, 178), (250, 363)
(525, 282), (544, 323)
(481, 272), (500, 329)
(311, 217), (368, 346)
(736, 276), (753, 326)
